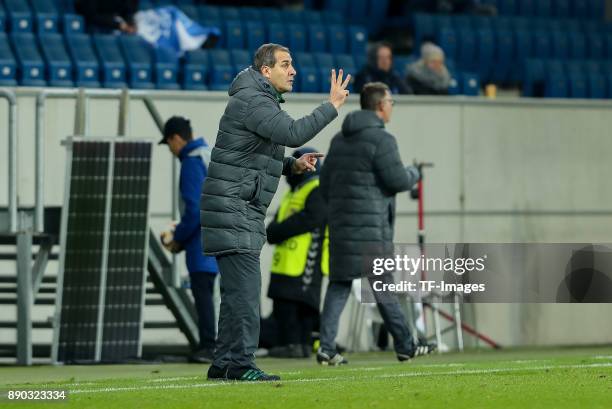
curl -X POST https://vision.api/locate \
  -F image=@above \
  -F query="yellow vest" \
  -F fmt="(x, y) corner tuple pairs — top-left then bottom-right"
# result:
(271, 178), (329, 277)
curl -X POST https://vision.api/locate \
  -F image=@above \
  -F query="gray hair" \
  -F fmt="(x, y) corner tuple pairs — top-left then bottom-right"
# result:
(421, 42), (445, 62)
(253, 43), (290, 72)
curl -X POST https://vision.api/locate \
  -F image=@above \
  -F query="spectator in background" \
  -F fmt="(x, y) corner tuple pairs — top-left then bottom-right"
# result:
(265, 147), (328, 359)
(354, 42), (412, 95)
(75, 0), (139, 34)
(159, 116), (219, 364)
(406, 42), (451, 95)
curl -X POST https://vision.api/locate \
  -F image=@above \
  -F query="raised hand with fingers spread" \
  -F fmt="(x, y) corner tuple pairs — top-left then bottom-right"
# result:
(328, 69), (351, 110)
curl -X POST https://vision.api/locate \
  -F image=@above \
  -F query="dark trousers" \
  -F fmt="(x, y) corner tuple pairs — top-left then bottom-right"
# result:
(189, 272), (217, 350)
(272, 298), (318, 346)
(320, 278), (414, 356)
(212, 252), (261, 370)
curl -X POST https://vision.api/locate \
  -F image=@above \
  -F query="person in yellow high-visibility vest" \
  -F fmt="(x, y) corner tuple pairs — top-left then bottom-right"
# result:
(266, 147), (328, 359)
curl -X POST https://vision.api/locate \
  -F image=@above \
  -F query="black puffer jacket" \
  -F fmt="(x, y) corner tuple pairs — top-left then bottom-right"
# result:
(319, 110), (419, 281)
(200, 67), (338, 256)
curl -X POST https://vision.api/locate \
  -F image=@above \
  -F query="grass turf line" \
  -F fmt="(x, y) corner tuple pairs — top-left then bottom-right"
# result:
(1, 347), (611, 409)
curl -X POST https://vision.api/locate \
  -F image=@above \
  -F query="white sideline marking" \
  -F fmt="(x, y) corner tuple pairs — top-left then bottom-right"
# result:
(69, 362), (612, 395)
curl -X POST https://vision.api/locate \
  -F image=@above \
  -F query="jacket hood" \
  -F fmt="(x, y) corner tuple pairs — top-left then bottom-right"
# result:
(228, 67), (284, 102)
(178, 137), (205, 161)
(341, 110), (385, 136)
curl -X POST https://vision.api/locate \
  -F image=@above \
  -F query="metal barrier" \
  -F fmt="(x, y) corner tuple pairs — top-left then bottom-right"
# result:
(1, 89), (17, 232)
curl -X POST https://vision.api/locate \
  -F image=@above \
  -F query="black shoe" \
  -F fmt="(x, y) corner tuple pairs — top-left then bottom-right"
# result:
(206, 365), (227, 380)
(316, 348), (348, 366)
(397, 342), (437, 362)
(190, 348), (214, 364)
(226, 367), (281, 382)
(268, 344), (304, 358)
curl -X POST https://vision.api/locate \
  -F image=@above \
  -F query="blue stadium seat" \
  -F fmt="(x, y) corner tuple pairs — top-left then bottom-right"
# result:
(605, 33), (612, 60)
(198, 5), (220, 21)
(550, 31), (569, 59)
(588, 0), (605, 20)
(288, 23), (307, 52)
(522, 58), (545, 96)
(0, 3), (5, 33)
(245, 21), (265, 53)
(545, 74), (568, 98)
(461, 72), (480, 96)
(308, 24), (327, 53)
(220, 7), (240, 21)
(179, 4), (199, 21)
(43, 36), (80, 84)
(154, 47), (179, 90)
(586, 33), (605, 60)
(583, 60), (600, 76)
(581, 20), (601, 34)
(413, 13), (436, 48)
(65, 34), (100, 88)
(208, 49), (234, 91)
(5, 0), (33, 32)
(518, 0), (535, 16)
(434, 14), (452, 32)
(565, 61), (582, 78)
(224, 20), (244, 49)
(323, 0), (349, 14)
(447, 72), (460, 95)
(303, 10), (323, 24)
(240, 7), (261, 23)
(10, 32), (45, 86)
(314, 52), (334, 91)
(532, 30), (551, 59)
(555, 0), (570, 17)
(547, 60), (566, 77)
(567, 74), (588, 98)
(294, 52), (319, 93)
(348, 25), (367, 57)
(471, 15), (492, 31)
(572, 0), (589, 18)
(497, 0), (517, 15)
(282, 9), (304, 24)
(62, 14), (84, 35)
(118, 35), (154, 89)
(263, 8), (282, 24)
(457, 28), (476, 71)
(0, 33), (17, 86)
(513, 29), (532, 82)
(267, 23), (287, 47)
(93, 34), (127, 88)
(349, 0), (368, 24)
(322, 11), (342, 25)
(92, 34), (126, 88)
(31, 0), (58, 33)
(534, 0), (552, 16)
(393, 55), (417, 78)
(452, 15), (472, 31)
(568, 32), (587, 60)
(182, 50), (208, 90)
(476, 28), (494, 83)
(354, 53), (367, 72)
(327, 25), (347, 54)
(334, 54), (356, 91)
(55, 0), (75, 14)
(493, 28), (513, 83)
(437, 27), (458, 64)
(588, 74), (606, 99)
(230, 49), (251, 75)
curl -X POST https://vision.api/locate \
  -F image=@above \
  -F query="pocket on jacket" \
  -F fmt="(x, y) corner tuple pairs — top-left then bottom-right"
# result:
(239, 170), (262, 203)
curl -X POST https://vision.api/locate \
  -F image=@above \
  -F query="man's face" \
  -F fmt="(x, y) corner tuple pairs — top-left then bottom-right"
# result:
(166, 134), (185, 157)
(376, 46), (393, 72)
(378, 90), (394, 124)
(261, 50), (296, 94)
(426, 57), (444, 73)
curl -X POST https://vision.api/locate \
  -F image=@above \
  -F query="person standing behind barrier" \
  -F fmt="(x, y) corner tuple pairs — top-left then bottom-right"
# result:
(200, 43), (350, 382)
(317, 82), (435, 365)
(266, 147), (328, 359)
(353, 42), (412, 95)
(406, 42), (451, 95)
(159, 116), (219, 364)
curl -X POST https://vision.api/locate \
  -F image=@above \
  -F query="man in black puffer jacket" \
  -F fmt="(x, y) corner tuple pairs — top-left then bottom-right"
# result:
(317, 82), (427, 365)
(201, 43), (350, 381)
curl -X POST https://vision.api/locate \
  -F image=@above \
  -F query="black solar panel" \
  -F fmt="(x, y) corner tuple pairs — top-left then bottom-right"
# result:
(55, 139), (152, 363)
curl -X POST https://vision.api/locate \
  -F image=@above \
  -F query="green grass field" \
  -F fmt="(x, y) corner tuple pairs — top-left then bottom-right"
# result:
(1, 347), (612, 409)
